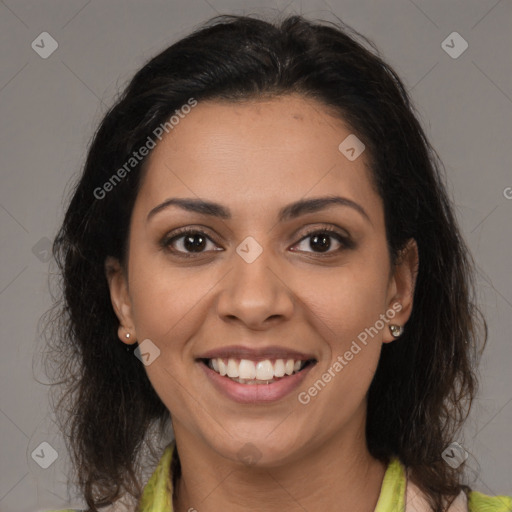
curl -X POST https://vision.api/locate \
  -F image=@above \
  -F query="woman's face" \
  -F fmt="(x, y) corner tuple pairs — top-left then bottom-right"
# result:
(107, 94), (417, 466)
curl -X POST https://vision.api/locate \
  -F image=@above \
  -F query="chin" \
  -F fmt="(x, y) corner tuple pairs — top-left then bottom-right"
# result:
(205, 429), (305, 468)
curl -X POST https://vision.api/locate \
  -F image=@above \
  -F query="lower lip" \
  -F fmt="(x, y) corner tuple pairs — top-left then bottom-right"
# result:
(199, 362), (315, 404)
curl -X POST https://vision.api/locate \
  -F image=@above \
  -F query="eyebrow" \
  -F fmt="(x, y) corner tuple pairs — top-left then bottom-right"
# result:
(146, 195), (371, 224)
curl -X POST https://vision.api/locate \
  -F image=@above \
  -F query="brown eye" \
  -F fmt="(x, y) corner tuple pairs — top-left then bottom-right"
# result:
(311, 233), (334, 252)
(291, 228), (354, 255)
(161, 229), (221, 256)
(178, 232), (208, 252)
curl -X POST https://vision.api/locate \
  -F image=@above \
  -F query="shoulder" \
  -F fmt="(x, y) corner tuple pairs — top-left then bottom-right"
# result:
(442, 490), (512, 512)
(41, 496), (137, 512)
(405, 466), (511, 512)
(468, 490), (512, 512)
(41, 444), (174, 512)
(41, 495), (136, 512)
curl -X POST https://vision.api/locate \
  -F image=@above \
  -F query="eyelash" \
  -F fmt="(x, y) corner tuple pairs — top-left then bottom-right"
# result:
(160, 225), (354, 259)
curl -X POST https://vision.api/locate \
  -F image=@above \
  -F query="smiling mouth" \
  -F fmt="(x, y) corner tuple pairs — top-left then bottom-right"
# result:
(200, 357), (317, 385)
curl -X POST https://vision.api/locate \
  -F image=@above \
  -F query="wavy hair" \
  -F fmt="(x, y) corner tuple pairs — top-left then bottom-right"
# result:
(44, 13), (486, 512)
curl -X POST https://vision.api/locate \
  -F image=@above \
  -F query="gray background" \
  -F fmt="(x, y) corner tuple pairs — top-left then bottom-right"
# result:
(1, 1), (511, 511)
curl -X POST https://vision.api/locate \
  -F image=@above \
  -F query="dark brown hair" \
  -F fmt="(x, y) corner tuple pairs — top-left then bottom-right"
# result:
(45, 13), (485, 512)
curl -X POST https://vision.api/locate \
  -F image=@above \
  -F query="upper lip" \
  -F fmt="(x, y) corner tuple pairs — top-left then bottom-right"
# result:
(197, 345), (316, 362)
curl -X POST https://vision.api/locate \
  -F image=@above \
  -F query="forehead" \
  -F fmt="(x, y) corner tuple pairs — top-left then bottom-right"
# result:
(136, 94), (381, 222)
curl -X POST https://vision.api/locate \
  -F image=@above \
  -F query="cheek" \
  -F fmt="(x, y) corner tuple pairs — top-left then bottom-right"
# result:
(128, 251), (219, 342)
(298, 271), (389, 417)
(302, 262), (390, 346)
(126, 259), (214, 420)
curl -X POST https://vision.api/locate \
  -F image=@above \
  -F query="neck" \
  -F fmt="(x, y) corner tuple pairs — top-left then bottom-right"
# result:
(171, 412), (387, 512)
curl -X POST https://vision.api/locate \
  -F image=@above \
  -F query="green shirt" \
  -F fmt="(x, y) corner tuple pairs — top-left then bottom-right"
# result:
(46, 442), (512, 511)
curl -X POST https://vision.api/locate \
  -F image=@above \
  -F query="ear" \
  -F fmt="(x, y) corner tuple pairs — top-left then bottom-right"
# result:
(105, 256), (137, 345)
(383, 238), (419, 343)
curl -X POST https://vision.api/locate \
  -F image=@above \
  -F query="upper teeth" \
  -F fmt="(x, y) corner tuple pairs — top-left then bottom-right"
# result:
(209, 358), (305, 380)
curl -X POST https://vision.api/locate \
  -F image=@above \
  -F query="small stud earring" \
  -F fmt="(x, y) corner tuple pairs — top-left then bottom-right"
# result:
(389, 324), (404, 338)
(125, 333), (131, 339)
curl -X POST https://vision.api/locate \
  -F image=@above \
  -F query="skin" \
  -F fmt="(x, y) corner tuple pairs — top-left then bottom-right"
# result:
(106, 94), (418, 512)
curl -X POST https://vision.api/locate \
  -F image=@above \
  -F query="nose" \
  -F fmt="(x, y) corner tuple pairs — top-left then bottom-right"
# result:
(215, 248), (295, 331)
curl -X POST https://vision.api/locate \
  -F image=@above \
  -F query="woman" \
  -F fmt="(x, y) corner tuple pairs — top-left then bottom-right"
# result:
(44, 14), (511, 512)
